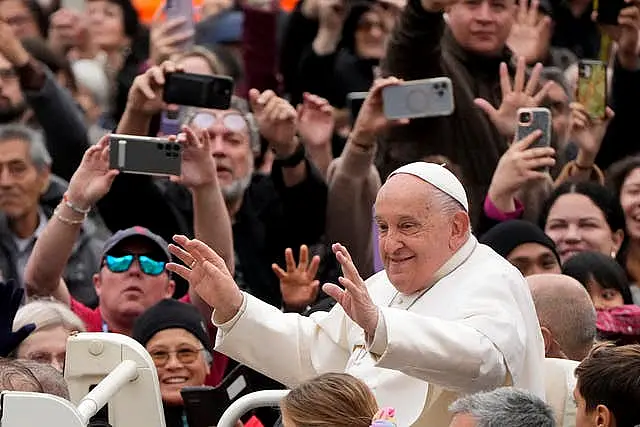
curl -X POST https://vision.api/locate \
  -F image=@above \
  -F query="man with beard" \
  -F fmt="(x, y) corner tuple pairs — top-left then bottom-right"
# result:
(110, 60), (328, 311)
(0, 19), (89, 183)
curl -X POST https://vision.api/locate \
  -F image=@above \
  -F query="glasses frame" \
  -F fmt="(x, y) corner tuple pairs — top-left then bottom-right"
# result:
(104, 254), (167, 276)
(149, 348), (205, 367)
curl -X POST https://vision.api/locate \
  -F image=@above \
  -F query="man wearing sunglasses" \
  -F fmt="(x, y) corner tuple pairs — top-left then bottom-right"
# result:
(68, 226), (176, 336)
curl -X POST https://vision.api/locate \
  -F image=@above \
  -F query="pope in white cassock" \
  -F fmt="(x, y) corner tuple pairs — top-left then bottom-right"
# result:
(167, 161), (546, 427)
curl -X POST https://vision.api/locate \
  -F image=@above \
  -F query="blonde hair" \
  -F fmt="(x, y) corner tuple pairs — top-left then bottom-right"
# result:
(175, 46), (229, 77)
(280, 373), (378, 427)
(13, 300), (86, 334)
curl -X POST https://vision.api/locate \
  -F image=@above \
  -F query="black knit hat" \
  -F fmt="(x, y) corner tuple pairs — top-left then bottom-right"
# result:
(132, 299), (212, 353)
(480, 220), (561, 263)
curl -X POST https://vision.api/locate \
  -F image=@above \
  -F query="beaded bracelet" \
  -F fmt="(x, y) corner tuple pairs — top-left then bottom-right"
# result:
(53, 205), (86, 226)
(63, 193), (91, 215)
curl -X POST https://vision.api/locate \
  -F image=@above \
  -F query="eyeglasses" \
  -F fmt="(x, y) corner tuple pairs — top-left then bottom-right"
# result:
(149, 348), (204, 367)
(186, 111), (248, 132)
(104, 254), (166, 276)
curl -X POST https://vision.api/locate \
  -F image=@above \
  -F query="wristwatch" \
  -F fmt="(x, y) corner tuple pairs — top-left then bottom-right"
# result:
(274, 141), (306, 168)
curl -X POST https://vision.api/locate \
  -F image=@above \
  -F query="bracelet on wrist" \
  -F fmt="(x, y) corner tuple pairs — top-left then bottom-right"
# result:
(63, 193), (91, 214)
(53, 205), (86, 226)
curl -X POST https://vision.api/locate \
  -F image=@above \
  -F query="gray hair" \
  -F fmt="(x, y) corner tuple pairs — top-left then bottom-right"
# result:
(541, 66), (572, 101)
(13, 299), (86, 334)
(449, 387), (556, 427)
(0, 124), (52, 170)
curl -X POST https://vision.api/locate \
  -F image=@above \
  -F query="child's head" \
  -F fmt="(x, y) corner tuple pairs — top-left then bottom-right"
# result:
(280, 373), (378, 427)
(562, 251), (633, 310)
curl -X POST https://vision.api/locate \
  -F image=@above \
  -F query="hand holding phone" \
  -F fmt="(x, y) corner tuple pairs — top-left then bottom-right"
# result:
(576, 60), (607, 120)
(127, 61), (183, 116)
(515, 107), (554, 172)
(382, 77), (455, 120)
(163, 72), (234, 110)
(346, 92), (367, 124)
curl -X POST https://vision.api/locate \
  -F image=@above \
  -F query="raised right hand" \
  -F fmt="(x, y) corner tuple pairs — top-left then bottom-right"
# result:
(317, 0), (348, 30)
(66, 136), (120, 209)
(350, 77), (408, 145)
(125, 61), (183, 117)
(487, 130), (555, 212)
(167, 236), (244, 324)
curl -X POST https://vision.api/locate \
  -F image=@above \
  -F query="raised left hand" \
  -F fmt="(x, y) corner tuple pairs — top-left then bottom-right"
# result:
(273, 245), (321, 311)
(169, 126), (218, 190)
(506, 0), (552, 64)
(297, 93), (335, 149)
(249, 89), (298, 156)
(323, 243), (379, 336)
(569, 102), (614, 162)
(475, 57), (552, 138)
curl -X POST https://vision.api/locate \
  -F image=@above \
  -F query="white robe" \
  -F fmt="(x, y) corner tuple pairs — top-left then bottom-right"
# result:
(214, 236), (545, 426)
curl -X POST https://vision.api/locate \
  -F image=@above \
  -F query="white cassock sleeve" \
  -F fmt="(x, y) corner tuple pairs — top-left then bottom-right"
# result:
(366, 309), (508, 393)
(214, 292), (353, 388)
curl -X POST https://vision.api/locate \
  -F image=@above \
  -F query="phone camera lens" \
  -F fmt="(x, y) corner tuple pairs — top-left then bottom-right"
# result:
(519, 112), (532, 122)
(157, 143), (165, 150)
(173, 144), (180, 151)
(437, 90), (445, 97)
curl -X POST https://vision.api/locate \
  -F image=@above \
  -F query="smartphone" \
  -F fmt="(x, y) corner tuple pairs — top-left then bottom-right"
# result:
(346, 92), (367, 124)
(382, 77), (455, 120)
(163, 72), (234, 110)
(165, 0), (194, 50)
(108, 134), (182, 177)
(159, 109), (182, 136)
(576, 59), (607, 120)
(516, 107), (552, 148)
(181, 364), (252, 427)
(595, 0), (626, 25)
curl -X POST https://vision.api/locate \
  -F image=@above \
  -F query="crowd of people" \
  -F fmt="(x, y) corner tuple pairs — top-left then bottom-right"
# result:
(0, 0), (639, 424)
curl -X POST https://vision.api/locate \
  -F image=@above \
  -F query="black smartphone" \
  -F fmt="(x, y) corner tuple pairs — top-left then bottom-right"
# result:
(596, 0), (626, 25)
(346, 92), (367, 125)
(181, 364), (252, 427)
(163, 72), (234, 110)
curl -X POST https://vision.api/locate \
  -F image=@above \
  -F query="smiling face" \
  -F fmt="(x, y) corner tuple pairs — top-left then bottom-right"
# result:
(146, 328), (210, 405)
(374, 174), (468, 294)
(447, 0), (515, 56)
(619, 168), (640, 242)
(544, 194), (623, 263)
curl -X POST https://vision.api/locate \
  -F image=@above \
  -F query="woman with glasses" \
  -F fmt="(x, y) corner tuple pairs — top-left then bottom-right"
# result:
(132, 298), (256, 427)
(12, 299), (86, 372)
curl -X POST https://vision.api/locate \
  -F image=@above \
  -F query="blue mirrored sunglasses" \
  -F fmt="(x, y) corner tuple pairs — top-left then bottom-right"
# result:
(104, 255), (166, 276)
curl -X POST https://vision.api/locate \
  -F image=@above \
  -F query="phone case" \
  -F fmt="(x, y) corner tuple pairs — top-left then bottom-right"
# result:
(159, 109), (182, 136)
(515, 108), (552, 149)
(109, 134), (181, 177)
(382, 77), (455, 120)
(163, 73), (234, 110)
(165, 0), (194, 50)
(576, 60), (607, 119)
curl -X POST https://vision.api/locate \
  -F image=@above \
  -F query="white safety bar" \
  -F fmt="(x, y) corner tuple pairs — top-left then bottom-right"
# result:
(217, 390), (290, 427)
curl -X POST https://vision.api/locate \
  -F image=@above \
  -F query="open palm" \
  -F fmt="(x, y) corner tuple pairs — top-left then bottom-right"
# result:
(297, 93), (335, 148)
(475, 57), (552, 138)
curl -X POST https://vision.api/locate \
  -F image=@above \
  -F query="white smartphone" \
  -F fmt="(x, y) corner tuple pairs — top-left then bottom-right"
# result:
(382, 77), (455, 120)
(108, 134), (182, 177)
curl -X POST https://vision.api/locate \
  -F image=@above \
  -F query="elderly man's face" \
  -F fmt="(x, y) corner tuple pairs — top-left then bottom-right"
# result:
(449, 413), (477, 427)
(188, 109), (254, 203)
(374, 174), (462, 294)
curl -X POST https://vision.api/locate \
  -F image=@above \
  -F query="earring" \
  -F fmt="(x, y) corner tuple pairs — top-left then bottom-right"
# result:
(611, 250), (617, 258)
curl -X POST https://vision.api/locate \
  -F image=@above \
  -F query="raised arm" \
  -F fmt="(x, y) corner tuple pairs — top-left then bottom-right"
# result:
(380, 0), (451, 79)
(24, 138), (119, 306)
(170, 126), (235, 321)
